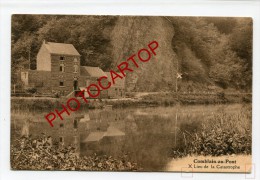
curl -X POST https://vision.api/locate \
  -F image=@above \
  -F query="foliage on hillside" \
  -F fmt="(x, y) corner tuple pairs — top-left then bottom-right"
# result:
(11, 15), (252, 91)
(168, 17), (252, 90)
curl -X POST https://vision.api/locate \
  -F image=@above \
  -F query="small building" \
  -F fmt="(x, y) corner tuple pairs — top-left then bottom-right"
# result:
(79, 66), (108, 98)
(105, 72), (125, 98)
(20, 41), (108, 98)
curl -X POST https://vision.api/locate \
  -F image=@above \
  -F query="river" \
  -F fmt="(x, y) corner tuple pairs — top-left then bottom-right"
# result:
(11, 103), (251, 171)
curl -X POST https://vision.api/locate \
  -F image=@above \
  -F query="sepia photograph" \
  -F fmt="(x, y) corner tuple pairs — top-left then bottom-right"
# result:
(10, 15), (252, 172)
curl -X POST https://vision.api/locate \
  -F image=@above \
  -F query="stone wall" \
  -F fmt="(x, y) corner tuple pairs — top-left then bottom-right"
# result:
(50, 54), (81, 96)
(27, 70), (52, 94)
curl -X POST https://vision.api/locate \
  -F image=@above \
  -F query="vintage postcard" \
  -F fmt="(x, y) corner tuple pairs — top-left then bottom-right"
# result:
(11, 15), (252, 172)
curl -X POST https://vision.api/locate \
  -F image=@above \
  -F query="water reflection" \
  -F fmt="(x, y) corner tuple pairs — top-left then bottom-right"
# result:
(13, 104), (245, 171)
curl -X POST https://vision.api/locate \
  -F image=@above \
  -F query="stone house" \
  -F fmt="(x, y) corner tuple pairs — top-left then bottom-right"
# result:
(105, 72), (125, 98)
(21, 41), (110, 98)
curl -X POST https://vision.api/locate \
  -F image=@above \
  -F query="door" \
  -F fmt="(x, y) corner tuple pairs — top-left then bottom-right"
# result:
(74, 78), (78, 96)
(73, 80), (78, 90)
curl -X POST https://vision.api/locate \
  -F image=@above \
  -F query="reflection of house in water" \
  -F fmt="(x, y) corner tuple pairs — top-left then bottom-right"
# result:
(84, 132), (106, 142)
(81, 124), (125, 155)
(79, 109), (131, 155)
(125, 114), (138, 134)
(29, 113), (91, 154)
(26, 108), (138, 156)
(83, 125), (125, 142)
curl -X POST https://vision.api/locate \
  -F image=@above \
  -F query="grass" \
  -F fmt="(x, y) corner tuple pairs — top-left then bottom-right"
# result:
(11, 92), (251, 112)
(170, 104), (252, 158)
(142, 92), (252, 105)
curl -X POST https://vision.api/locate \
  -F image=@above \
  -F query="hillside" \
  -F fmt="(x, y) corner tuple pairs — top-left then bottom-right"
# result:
(11, 15), (252, 92)
(110, 16), (177, 91)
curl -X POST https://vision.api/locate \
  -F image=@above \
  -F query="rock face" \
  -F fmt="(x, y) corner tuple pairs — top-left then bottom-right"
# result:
(110, 16), (177, 92)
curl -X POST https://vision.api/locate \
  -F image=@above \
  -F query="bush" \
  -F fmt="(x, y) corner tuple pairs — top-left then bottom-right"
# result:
(171, 109), (251, 158)
(11, 135), (139, 171)
(242, 95), (251, 103)
(217, 92), (225, 100)
(26, 87), (37, 94)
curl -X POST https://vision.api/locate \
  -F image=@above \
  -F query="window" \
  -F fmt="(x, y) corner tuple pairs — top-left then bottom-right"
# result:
(60, 81), (64, 86)
(59, 137), (64, 143)
(73, 119), (78, 129)
(60, 56), (65, 61)
(60, 64), (65, 72)
(73, 64), (78, 73)
(60, 123), (64, 128)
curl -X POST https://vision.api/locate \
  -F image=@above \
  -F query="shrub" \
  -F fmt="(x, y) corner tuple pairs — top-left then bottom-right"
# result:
(26, 87), (37, 94)
(217, 91), (226, 100)
(171, 109), (251, 158)
(11, 135), (139, 171)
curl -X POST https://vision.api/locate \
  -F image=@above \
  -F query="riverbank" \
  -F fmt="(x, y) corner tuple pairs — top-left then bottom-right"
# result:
(11, 92), (252, 111)
(168, 103), (251, 166)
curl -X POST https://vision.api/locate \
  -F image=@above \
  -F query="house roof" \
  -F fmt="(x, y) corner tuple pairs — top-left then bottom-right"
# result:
(80, 66), (107, 78)
(105, 126), (125, 137)
(82, 132), (105, 142)
(44, 41), (80, 56)
(79, 114), (90, 122)
(82, 126), (125, 143)
(105, 72), (125, 88)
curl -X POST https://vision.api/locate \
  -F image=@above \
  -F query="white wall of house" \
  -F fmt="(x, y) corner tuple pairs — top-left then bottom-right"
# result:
(37, 43), (51, 71)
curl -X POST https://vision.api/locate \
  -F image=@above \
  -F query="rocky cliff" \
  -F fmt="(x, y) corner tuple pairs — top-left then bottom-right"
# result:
(110, 16), (177, 92)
